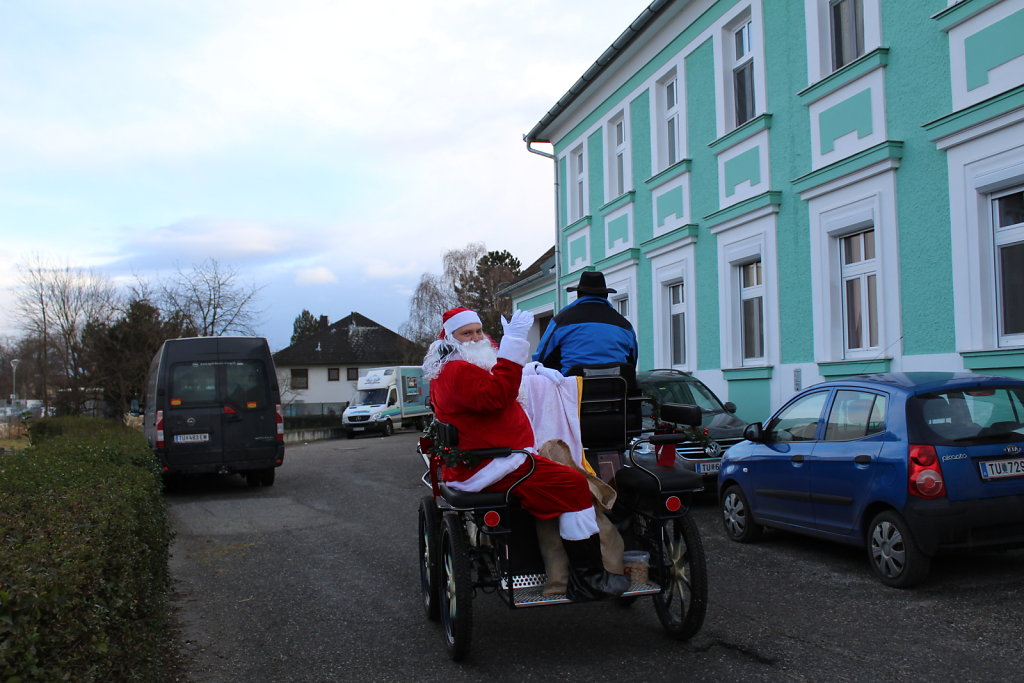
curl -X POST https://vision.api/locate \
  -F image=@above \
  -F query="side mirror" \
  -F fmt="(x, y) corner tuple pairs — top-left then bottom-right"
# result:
(723, 401), (737, 414)
(660, 402), (702, 427)
(743, 422), (765, 443)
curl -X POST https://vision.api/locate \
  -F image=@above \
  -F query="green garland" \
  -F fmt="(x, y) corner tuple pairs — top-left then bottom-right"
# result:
(649, 397), (713, 449)
(422, 420), (484, 468)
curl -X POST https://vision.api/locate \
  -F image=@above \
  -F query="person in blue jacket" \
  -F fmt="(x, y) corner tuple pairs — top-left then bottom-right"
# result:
(534, 271), (639, 377)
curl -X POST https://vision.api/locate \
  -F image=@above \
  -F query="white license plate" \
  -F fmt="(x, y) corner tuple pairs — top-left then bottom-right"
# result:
(696, 461), (720, 474)
(352, 426), (365, 431)
(979, 457), (1024, 480)
(174, 433), (210, 443)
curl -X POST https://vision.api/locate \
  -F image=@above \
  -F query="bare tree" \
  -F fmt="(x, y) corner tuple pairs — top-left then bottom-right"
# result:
(402, 242), (486, 347)
(158, 258), (264, 336)
(15, 256), (119, 412)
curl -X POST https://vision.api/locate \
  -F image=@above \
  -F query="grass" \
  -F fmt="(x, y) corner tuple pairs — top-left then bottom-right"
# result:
(0, 436), (29, 451)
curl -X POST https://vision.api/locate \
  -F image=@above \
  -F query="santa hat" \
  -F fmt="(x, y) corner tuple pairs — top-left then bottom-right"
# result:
(440, 307), (481, 339)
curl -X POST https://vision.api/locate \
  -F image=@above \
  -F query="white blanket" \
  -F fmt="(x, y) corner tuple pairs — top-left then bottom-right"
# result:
(519, 362), (588, 471)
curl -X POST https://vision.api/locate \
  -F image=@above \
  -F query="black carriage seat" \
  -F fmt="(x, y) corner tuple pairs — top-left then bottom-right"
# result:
(615, 463), (704, 494)
(565, 363), (644, 453)
(429, 419), (528, 509)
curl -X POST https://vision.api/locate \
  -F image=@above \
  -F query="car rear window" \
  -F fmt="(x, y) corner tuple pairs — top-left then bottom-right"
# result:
(169, 361), (270, 408)
(224, 361), (271, 409)
(170, 363), (218, 406)
(908, 386), (1024, 445)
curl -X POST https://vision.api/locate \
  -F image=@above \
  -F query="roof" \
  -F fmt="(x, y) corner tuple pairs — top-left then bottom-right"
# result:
(524, 0), (675, 144)
(496, 246), (556, 298)
(272, 312), (421, 367)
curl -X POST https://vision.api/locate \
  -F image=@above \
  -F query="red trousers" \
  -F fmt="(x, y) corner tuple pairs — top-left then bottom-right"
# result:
(484, 455), (592, 520)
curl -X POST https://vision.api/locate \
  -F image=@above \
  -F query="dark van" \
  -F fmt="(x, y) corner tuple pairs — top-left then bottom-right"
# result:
(143, 336), (284, 486)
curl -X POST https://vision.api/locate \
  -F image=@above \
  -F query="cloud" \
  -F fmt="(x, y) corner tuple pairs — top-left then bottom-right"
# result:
(294, 266), (337, 285)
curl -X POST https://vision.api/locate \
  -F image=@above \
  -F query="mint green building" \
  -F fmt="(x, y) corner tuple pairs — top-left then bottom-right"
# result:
(506, 0), (1024, 422)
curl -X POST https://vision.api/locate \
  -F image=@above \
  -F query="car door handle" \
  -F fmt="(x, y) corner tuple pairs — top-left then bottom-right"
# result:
(790, 454), (805, 463)
(854, 455), (871, 465)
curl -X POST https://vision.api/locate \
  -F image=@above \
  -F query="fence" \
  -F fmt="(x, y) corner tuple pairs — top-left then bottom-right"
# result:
(281, 402), (348, 418)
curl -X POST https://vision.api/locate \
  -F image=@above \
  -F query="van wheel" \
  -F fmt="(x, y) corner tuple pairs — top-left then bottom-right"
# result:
(259, 467), (276, 487)
(246, 472), (261, 487)
(381, 420), (394, 437)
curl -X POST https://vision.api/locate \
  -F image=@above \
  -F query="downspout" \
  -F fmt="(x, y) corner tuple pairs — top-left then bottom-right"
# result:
(525, 138), (561, 312)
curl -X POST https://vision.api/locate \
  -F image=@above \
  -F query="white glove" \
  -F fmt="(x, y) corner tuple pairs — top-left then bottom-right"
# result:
(536, 365), (564, 383)
(500, 309), (534, 341)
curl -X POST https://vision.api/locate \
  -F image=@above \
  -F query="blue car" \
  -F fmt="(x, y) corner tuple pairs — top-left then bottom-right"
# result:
(717, 372), (1024, 587)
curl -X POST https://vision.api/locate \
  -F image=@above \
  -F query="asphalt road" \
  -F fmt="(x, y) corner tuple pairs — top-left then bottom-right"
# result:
(167, 432), (1024, 682)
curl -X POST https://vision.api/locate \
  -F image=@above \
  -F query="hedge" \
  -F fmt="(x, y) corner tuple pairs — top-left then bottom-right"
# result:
(1, 417), (173, 681)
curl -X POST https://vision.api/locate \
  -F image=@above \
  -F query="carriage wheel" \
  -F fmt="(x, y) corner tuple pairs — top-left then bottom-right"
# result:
(418, 496), (442, 621)
(652, 513), (707, 641)
(440, 513), (474, 661)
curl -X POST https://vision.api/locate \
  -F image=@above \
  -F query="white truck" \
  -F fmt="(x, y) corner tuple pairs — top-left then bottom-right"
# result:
(341, 366), (431, 437)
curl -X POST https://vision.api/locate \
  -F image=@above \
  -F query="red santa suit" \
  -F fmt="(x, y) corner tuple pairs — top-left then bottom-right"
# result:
(426, 310), (599, 540)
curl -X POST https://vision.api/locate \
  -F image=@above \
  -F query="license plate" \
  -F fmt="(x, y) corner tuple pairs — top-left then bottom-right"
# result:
(352, 426), (365, 431)
(979, 457), (1024, 480)
(174, 433), (209, 443)
(696, 461), (720, 474)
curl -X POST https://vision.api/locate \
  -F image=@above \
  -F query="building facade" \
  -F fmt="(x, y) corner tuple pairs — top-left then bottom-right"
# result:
(515, 0), (1024, 421)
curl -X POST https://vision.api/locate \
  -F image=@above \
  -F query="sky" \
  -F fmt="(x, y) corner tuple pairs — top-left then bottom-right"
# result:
(0, 0), (649, 351)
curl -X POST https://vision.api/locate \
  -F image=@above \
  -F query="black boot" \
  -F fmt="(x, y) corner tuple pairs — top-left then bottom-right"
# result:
(562, 534), (630, 602)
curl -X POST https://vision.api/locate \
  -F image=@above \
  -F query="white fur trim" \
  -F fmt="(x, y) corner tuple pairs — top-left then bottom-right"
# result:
(497, 336), (531, 366)
(558, 506), (599, 541)
(443, 452), (528, 492)
(443, 310), (481, 338)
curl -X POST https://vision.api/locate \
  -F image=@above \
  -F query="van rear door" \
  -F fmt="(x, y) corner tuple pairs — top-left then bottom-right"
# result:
(166, 361), (225, 469)
(220, 359), (277, 462)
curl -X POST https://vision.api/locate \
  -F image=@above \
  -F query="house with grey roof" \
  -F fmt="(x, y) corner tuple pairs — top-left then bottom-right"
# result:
(272, 312), (422, 412)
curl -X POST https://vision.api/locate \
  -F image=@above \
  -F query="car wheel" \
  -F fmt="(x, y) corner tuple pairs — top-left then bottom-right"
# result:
(381, 420), (394, 437)
(721, 485), (763, 543)
(245, 472), (261, 488)
(259, 467), (275, 487)
(866, 510), (930, 588)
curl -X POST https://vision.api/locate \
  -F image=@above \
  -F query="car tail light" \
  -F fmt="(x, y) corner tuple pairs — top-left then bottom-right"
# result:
(275, 404), (284, 443)
(908, 444), (945, 499)
(223, 405), (238, 415)
(155, 409), (165, 450)
(483, 510), (501, 527)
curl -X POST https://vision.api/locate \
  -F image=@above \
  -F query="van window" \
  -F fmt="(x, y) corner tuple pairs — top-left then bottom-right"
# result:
(170, 364), (218, 406)
(225, 361), (271, 409)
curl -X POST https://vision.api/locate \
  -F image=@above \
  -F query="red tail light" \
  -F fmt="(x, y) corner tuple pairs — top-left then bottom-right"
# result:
(223, 405), (238, 415)
(483, 510), (501, 527)
(664, 495), (682, 512)
(155, 409), (165, 450)
(275, 404), (284, 443)
(908, 444), (945, 499)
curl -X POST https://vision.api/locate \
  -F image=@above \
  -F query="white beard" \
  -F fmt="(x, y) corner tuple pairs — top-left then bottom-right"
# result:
(457, 339), (498, 371)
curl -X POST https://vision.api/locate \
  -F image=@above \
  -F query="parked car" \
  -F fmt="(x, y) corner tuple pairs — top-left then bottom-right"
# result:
(635, 369), (747, 479)
(718, 372), (1024, 587)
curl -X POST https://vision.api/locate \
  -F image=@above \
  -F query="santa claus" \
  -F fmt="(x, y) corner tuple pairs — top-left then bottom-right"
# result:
(422, 306), (628, 601)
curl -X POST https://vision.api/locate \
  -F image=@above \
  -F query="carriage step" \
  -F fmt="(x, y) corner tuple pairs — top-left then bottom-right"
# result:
(501, 572), (661, 607)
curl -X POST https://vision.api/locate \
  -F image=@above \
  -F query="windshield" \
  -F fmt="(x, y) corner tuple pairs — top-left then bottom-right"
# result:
(356, 388), (388, 405)
(643, 378), (724, 412)
(908, 385), (1024, 445)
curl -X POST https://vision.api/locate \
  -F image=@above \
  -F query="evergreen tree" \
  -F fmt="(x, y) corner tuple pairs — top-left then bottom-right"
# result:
(291, 309), (321, 345)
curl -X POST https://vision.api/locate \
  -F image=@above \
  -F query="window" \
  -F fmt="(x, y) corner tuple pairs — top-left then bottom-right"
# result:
(606, 113), (628, 198)
(830, 0), (864, 71)
(347, 367), (359, 381)
(740, 260), (764, 362)
(994, 187), (1024, 345)
(290, 368), (309, 390)
(668, 282), (686, 366)
(768, 391), (828, 442)
(657, 70), (682, 171)
(328, 367), (340, 381)
(170, 364), (217, 405)
(840, 228), (879, 353)
(570, 145), (586, 222)
(824, 390), (886, 441)
(732, 19), (756, 127)
(614, 296), (629, 317)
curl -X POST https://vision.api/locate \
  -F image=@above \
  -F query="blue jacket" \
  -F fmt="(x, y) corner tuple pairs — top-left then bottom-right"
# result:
(533, 296), (638, 375)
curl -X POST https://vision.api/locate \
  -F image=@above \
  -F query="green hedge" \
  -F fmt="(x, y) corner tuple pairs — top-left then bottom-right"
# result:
(1, 417), (173, 681)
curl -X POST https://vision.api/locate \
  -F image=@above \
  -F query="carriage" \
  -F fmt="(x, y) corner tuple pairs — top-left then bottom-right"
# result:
(416, 366), (709, 660)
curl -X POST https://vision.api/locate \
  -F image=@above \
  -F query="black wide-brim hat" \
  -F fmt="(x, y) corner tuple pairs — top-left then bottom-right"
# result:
(567, 270), (616, 295)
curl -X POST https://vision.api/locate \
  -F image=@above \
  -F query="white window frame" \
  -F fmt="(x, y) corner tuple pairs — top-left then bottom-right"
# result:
(805, 170), (901, 363)
(738, 259), (765, 365)
(649, 241), (697, 371)
(667, 281), (687, 367)
(992, 186), (1024, 347)
(804, 0), (882, 84)
(605, 110), (630, 201)
(602, 263), (638, 335)
(713, 213), (778, 369)
(612, 294), (630, 318)
(568, 143), (587, 223)
(839, 227), (880, 355)
(655, 67), (684, 172)
(730, 17), (756, 128)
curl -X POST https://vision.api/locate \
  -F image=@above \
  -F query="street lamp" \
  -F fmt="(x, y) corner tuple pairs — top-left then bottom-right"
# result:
(10, 358), (20, 405)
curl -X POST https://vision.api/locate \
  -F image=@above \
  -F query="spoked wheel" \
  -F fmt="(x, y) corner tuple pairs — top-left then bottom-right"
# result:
(652, 513), (707, 640)
(439, 513), (473, 661)
(418, 496), (442, 621)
